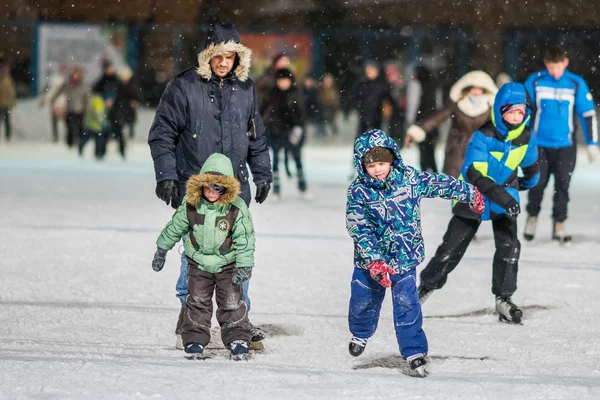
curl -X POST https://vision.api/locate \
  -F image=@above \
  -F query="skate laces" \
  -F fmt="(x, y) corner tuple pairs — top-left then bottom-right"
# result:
(230, 340), (248, 349)
(350, 337), (368, 347)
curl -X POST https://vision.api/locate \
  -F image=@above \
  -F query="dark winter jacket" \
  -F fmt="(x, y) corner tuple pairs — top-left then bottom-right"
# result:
(148, 23), (272, 207)
(260, 78), (304, 137)
(92, 73), (120, 102)
(346, 129), (477, 274)
(352, 78), (394, 128)
(109, 80), (140, 126)
(453, 82), (539, 221)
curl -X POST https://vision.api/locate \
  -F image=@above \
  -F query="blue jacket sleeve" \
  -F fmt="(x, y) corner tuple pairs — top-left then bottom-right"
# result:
(574, 78), (598, 146)
(417, 169), (476, 203)
(463, 131), (514, 207)
(346, 187), (383, 265)
(148, 79), (187, 182)
(247, 83), (273, 184)
(519, 133), (540, 190)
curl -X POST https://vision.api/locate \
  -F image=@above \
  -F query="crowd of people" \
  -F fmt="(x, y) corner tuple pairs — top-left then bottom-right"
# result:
(36, 59), (141, 159)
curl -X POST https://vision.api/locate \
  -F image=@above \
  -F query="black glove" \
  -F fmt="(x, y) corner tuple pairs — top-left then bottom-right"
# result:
(255, 181), (271, 204)
(152, 248), (168, 272)
(155, 180), (179, 206)
(505, 199), (521, 218)
(232, 267), (252, 285)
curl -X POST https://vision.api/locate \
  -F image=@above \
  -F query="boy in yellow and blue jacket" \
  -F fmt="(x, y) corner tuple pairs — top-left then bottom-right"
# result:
(418, 82), (540, 324)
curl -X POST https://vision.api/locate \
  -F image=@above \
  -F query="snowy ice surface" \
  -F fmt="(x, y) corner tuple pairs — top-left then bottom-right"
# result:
(1, 141), (599, 400)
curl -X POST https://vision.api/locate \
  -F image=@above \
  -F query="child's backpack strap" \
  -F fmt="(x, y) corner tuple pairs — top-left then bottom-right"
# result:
(218, 205), (241, 255)
(186, 203), (205, 250)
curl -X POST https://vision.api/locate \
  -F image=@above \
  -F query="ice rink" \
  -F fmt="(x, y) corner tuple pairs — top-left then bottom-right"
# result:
(1, 140), (599, 399)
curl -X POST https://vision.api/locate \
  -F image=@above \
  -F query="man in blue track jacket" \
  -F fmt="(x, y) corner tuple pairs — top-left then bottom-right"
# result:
(523, 46), (599, 242)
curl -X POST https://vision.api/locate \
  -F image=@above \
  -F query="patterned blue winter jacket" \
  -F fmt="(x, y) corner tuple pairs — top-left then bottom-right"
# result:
(453, 82), (540, 221)
(346, 129), (477, 274)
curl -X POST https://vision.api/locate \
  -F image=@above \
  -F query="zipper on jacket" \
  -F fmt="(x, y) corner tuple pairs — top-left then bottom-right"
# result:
(220, 79), (224, 88)
(252, 119), (257, 139)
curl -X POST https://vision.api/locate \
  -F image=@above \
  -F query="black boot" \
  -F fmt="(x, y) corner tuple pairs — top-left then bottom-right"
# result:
(495, 296), (523, 324)
(418, 285), (433, 304)
(348, 337), (368, 357)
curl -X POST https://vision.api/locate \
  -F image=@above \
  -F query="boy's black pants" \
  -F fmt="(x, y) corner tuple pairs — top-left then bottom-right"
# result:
(181, 264), (251, 347)
(0, 108), (11, 140)
(418, 128), (439, 173)
(420, 215), (520, 297)
(526, 145), (576, 223)
(66, 112), (83, 148)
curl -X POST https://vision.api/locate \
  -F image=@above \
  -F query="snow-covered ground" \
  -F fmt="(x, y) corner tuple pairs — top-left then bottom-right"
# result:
(1, 140), (599, 399)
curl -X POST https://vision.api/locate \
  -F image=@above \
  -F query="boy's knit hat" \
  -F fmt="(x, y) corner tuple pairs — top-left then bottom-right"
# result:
(362, 146), (394, 166)
(501, 103), (526, 117)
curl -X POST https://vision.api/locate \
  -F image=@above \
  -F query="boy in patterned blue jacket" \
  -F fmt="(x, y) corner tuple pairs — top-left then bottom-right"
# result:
(418, 82), (540, 325)
(345, 129), (484, 377)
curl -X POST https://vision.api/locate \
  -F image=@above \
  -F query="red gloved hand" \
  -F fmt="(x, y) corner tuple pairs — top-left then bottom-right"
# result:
(469, 188), (485, 214)
(367, 260), (396, 288)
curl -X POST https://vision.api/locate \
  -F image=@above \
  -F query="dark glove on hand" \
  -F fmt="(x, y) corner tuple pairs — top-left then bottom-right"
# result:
(152, 248), (168, 272)
(232, 267), (252, 285)
(155, 180), (179, 206)
(255, 181), (271, 204)
(505, 199), (521, 218)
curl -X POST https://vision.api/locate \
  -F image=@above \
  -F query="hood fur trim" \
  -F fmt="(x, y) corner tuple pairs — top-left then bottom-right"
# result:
(456, 95), (495, 118)
(449, 71), (498, 103)
(185, 173), (241, 207)
(196, 41), (252, 82)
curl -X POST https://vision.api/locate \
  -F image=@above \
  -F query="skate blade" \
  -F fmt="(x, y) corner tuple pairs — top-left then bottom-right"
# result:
(498, 314), (523, 325)
(404, 366), (428, 378)
(249, 340), (264, 351)
(230, 353), (252, 361)
(185, 354), (209, 360)
(553, 235), (572, 244)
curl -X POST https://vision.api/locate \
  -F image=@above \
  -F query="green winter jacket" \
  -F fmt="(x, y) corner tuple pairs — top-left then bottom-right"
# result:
(156, 153), (255, 273)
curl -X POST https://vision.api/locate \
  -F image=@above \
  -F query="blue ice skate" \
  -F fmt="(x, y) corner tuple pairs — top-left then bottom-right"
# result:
(229, 340), (251, 361)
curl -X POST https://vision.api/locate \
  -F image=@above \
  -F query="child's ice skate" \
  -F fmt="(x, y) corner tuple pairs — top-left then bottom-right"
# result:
(184, 343), (207, 360)
(348, 337), (368, 357)
(407, 354), (428, 377)
(552, 219), (572, 243)
(175, 334), (184, 350)
(229, 340), (251, 361)
(495, 296), (523, 324)
(418, 285), (433, 304)
(523, 215), (537, 241)
(175, 307), (185, 350)
(249, 325), (265, 350)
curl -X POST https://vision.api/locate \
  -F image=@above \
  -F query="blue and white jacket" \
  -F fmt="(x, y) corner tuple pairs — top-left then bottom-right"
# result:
(346, 129), (477, 274)
(453, 82), (540, 221)
(525, 69), (598, 148)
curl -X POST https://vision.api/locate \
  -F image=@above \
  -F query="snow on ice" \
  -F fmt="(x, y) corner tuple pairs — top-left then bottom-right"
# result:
(0, 139), (599, 399)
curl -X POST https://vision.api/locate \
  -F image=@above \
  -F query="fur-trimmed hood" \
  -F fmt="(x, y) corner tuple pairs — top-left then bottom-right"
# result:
(196, 22), (251, 82)
(449, 70), (497, 118)
(185, 153), (241, 207)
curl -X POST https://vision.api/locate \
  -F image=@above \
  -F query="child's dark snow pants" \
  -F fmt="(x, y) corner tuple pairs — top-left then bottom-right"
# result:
(419, 214), (520, 297)
(181, 265), (251, 347)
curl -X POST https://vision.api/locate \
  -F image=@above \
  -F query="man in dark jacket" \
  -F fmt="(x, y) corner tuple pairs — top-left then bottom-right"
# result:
(148, 22), (272, 350)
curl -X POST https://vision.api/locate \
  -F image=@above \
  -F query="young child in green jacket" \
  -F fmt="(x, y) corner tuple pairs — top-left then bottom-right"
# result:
(151, 153), (255, 360)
